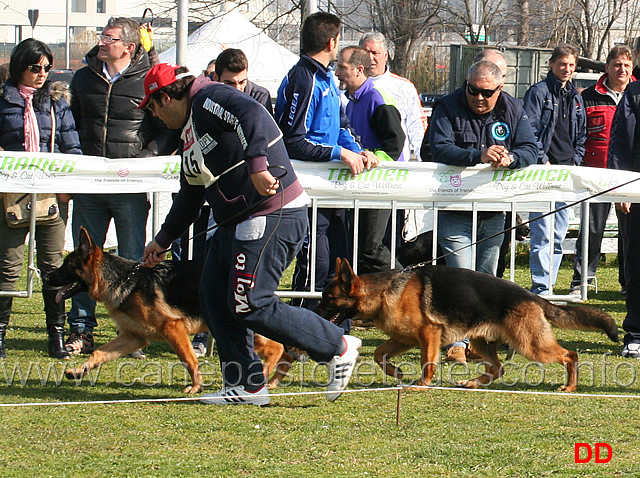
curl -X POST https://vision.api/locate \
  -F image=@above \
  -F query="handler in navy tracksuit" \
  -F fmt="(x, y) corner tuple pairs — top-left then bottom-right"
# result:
(141, 63), (362, 405)
(275, 12), (375, 318)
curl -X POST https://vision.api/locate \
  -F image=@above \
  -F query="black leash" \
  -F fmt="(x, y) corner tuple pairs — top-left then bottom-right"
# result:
(403, 173), (640, 272)
(156, 165), (288, 256)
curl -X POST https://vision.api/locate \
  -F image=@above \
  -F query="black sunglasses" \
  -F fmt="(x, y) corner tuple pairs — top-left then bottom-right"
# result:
(466, 82), (501, 98)
(28, 64), (53, 74)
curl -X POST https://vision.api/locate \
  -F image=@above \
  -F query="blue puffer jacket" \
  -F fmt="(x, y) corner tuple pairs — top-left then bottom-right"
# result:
(523, 71), (586, 165)
(0, 79), (82, 154)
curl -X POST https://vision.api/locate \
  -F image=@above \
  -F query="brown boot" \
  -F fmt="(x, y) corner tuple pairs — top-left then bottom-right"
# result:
(445, 345), (467, 364)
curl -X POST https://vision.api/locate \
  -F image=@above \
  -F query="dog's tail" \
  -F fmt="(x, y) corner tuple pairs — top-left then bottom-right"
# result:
(544, 303), (619, 342)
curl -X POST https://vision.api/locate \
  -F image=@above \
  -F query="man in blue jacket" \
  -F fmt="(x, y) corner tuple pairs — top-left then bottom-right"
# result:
(335, 45), (404, 273)
(428, 60), (538, 274)
(523, 44), (586, 295)
(275, 12), (376, 316)
(141, 63), (362, 405)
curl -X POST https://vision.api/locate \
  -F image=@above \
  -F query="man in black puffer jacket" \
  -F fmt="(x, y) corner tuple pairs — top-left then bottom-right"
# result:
(66, 17), (179, 355)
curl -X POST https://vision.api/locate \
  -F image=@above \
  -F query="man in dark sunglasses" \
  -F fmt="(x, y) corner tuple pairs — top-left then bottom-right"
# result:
(425, 60), (537, 276)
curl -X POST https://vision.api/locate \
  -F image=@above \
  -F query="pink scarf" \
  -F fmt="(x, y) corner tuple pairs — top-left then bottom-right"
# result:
(17, 84), (40, 152)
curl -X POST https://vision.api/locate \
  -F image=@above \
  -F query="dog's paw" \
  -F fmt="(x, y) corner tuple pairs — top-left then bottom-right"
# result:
(456, 379), (480, 389)
(183, 384), (202, 394)
(65, 368), (85, 380)
(558, 385), (577, 393)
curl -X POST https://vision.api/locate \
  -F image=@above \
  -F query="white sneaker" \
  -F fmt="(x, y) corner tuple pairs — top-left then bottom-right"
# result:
(201, 385), (269, 406)
(621, 343), (640, 359)
(192, 341), (207, 357)
(326, 335), (361, 402)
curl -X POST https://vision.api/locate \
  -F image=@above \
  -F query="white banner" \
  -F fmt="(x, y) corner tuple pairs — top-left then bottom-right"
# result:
(0, 152), (181, 194)
(291, 160), (640, 204)
(2, 151), (640, 203)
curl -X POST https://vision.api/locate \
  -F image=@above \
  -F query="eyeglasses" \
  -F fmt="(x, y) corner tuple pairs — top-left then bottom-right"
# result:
(27, 64), (52, 74)
(466, 82), (501, 98)
(99, 35), (122, 44)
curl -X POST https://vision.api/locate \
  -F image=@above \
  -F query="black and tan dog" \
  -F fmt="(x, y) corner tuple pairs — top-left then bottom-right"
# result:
(46, 227), (291, 393)
(317, 258), (618, 392)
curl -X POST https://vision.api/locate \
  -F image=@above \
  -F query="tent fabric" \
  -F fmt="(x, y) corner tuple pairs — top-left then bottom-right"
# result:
(159, 10), (299, 98)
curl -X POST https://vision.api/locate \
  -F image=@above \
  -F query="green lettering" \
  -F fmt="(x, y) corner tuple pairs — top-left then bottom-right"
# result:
(396, 169), (408, 181)
(0, 156), (16, 169)
(60, 160), (75, 173)
(327, 168), (340, 180)
(337, 169), (351, 181)
(48, 160), (61, 172)
(163, 163), (180, 175)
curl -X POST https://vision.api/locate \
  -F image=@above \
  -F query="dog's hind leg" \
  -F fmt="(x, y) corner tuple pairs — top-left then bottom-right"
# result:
(374, 339), (413, 379)
(508, 309), (579, 392)
(65, 332), (146, 380)
(162, 319), (204, 394)
(456, 339), (502, 389)
(522, 342), (579, 392)
(417, 325), (442, 386)
(254, 335), (293, 389)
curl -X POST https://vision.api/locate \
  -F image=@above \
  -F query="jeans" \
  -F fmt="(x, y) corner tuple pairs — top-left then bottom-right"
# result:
(437, 211), (505, 275)
(528, 203), (569, 295)
(201, 207), (344, 390)
(571, 202), (611, 288)
(68, 193), (150, 332)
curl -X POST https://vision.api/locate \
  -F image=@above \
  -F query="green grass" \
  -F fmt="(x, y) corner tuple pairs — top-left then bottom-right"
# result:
(1, 257), (639, 477)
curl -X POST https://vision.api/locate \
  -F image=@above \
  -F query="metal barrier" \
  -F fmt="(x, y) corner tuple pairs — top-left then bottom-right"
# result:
(4, 192), (605, 303)
(273, 197), (600, 303)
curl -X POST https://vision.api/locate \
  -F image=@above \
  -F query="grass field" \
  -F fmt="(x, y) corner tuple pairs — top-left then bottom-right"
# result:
(0, 256), (638, 477)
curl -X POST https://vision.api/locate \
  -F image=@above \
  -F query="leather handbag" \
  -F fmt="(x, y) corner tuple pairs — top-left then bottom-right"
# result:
(3, 192), (59, 228)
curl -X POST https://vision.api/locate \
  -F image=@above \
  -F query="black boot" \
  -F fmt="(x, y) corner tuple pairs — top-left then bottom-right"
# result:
(0, 296), (12, 359)
(43, 289), (70, 360)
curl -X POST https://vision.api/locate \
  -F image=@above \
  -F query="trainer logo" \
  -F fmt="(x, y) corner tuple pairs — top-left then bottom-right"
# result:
(491, 122), (510, 141)
(574, 443), (612, 464)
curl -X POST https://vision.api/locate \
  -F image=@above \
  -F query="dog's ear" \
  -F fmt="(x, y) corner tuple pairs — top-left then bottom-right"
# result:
(78, 226), (93, 260)
(337, 258), (355, 284)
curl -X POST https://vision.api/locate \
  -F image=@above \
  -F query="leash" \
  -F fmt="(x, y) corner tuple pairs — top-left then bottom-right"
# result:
(156, 165), (288, 256)
(402, 174), (640, 272)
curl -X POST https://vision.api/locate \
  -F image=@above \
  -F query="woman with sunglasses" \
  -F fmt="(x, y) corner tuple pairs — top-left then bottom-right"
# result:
(0, 38), (82, 359)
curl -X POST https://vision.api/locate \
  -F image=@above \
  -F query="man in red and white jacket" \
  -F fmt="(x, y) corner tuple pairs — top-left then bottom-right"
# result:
(571, 45), (635, 294)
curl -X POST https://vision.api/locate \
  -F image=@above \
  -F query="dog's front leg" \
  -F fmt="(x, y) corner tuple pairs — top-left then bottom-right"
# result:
(374, 339), (412, 380)
(417, 324), (442, 386)
(456, 339), (501, 389)
(162, 319), (203, 394)
(65, 332), (146, 380)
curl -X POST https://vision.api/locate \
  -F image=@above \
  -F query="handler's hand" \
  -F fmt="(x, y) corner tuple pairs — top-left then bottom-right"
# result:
(250, 170), (280, 196)
(361, 150), (380, 169)
(143, 239), (166, 268)
(340, 148), (365, 177)
(616, 202), (632, 214)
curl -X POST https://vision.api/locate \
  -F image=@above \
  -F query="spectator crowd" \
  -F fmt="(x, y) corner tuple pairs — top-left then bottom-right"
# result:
(1, 12), (639, 405)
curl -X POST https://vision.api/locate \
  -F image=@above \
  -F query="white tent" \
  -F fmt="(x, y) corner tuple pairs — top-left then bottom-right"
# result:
(159, 10), (299, 98)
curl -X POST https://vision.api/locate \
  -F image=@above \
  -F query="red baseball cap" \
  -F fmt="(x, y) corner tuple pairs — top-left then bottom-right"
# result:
(139, 63), (192, 109)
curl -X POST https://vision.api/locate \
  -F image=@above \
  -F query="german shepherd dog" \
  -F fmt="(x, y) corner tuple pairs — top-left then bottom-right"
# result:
(317, 258), (619, 392)
(46, 227), (291, 393)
